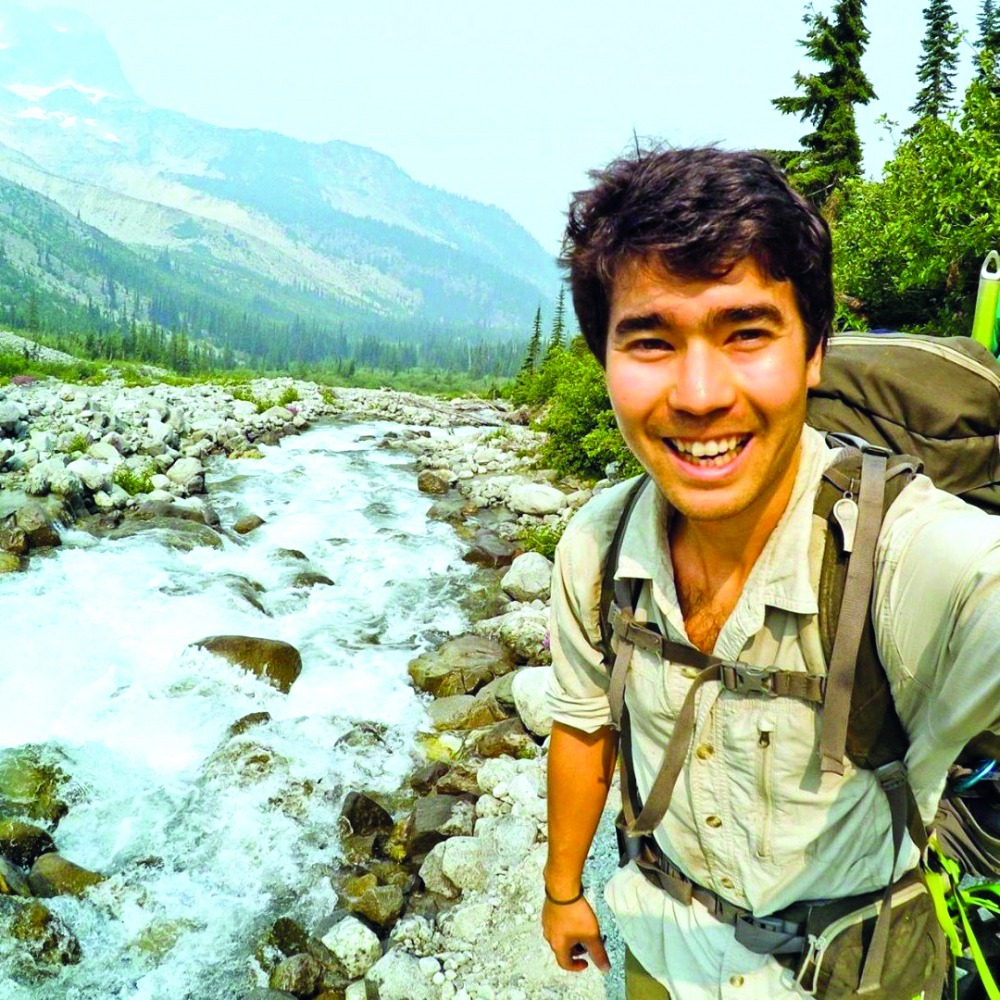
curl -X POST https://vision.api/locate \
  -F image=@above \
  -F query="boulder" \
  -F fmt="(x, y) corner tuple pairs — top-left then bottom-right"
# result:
(365, 949), (436, 1000)
(475, 814), (539, 872)
(405, 794), (475, 861)
(0, 820), (56, 867)
(321, 915), (382, 978)
(407, 634), (515, 698)
(471, 716), (539, 760)
(14, 501), (61, 549)
(501, 551), (554, 602)
(269, 953), (322, 996)
(426, 694), (507, 731)
(66, 458), (108, 493)
(28, 852), (105, 898)
(0, 551), (21, 575)
(165, 456), (205, 493)
(0, 525), (27, 555)
(340, 874), (404, 930)
(417, 469), (451, 495)
(0, 855), (31, 896)
(461, 528), (516, 569)
(437, 835), (488, 893)
(0, 401), (26, 433)
(507, 483), (567, 515)
(512, 666), (554, 738)
(233, 513), (266, 535)
(0, 745), (70, 827)
(193, 636), (302, 693)
(0, 897), (81, 967)
(472, 609), (550, 664)
(339, 792), (393, 838)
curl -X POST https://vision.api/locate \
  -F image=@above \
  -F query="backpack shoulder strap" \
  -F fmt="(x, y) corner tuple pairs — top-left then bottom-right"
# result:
(598, 473), (650, 666)
(815, 444), (920, 774)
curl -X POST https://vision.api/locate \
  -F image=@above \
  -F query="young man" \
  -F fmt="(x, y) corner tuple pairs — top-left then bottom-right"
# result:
(542, 147), (1000, 998)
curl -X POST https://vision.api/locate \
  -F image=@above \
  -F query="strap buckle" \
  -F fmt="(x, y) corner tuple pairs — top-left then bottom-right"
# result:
(860, 442), (892, 459)
(873, 759), (908, 791)
(722, 664), (778, 697)
(733, 911), (807, 955)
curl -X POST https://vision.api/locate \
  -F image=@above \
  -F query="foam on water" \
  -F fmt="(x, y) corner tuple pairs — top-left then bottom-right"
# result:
(0, 419), (475, 998)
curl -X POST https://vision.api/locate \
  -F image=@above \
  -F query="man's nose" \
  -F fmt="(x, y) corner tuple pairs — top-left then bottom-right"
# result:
(667, 343), (736, 415)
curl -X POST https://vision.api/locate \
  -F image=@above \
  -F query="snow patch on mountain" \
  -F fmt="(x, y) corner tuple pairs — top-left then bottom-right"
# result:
(6, 80), (112, 103)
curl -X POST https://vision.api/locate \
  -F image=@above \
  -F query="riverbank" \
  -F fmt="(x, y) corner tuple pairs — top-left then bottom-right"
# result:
(0, 374), (623, 999)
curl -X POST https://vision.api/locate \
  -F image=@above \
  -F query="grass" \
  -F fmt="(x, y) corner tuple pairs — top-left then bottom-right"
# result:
(517, 521), (565, 561)
(112, 464), (155, 496)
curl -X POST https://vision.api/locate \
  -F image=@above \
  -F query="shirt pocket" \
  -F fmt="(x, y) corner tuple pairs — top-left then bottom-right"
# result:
(624, 643), (676, 745)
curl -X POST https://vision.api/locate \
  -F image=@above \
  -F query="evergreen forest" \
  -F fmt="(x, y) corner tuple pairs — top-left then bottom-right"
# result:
(512, 0), (1000, 480)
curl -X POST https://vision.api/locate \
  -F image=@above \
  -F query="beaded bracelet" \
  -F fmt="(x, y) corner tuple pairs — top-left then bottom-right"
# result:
(544, 883), (585, 905)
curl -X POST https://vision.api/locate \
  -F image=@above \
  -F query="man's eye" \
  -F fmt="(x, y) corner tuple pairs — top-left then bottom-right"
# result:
(731, 328), (767, 343)
(633, 338), (673, 352)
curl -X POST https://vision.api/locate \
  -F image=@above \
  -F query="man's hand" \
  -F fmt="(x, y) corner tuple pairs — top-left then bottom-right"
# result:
(542, 895), (611, 973)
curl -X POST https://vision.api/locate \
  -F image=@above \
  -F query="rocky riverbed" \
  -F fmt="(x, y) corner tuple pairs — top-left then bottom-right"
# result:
(0, 373), (623, 999)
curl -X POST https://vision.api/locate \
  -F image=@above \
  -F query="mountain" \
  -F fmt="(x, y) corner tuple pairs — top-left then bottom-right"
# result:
(0, 4), (558, 369)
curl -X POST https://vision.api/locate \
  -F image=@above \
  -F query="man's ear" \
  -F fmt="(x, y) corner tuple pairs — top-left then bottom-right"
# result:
(806, 343), (824, 390)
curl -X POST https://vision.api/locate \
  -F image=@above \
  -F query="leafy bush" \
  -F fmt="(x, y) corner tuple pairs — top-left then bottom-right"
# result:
(277, 386), (300, 407)
(112, 464), (154, 496)
(66, 434), (89, 454)
(538, 339), (641, 481)
(517, 521), (566, 561)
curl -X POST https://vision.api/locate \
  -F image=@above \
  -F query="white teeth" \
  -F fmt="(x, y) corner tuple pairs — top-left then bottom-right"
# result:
(670, 436), (744, 458)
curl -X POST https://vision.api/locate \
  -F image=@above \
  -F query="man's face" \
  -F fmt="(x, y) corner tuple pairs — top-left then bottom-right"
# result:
(605, 255), (822, 528)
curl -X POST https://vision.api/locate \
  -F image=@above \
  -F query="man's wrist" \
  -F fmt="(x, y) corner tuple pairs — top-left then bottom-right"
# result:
(544, 881), (585, 905)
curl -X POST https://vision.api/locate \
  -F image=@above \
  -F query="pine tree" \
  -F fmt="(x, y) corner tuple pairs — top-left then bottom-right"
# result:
(976, 0), (1000, 81)
(548, 288), (566, 353)
(510, 305), (543, 405)
(910, 0), (961, 125)
(773, 0), (877, 206)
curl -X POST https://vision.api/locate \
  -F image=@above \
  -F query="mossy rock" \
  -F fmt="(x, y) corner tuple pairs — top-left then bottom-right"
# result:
(0, 820), (56, 867)
(28, 853), (105, 898)
(0, 896), (81, 967)
(0, 746), (71, 828)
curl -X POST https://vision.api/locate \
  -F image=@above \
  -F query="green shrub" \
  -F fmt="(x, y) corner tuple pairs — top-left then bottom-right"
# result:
(112, 464), (154, 496)
(277, 386), (300, 406)
(517, 521), (566, 561)
(538, 339), (641, 481)
(66, 434), (89, 454)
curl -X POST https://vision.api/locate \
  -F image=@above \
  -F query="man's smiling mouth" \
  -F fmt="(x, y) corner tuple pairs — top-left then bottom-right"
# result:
(664, 435), (751, 466)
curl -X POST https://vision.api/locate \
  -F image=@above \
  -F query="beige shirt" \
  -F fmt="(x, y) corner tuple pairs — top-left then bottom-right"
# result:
(547, 425), (1000, 999)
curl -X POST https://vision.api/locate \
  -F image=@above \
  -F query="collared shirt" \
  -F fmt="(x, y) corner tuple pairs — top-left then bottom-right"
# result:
(547, 425), (1000, 999)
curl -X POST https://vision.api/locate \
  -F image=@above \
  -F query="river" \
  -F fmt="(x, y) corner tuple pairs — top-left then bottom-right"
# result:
(0, 417), (474, 998)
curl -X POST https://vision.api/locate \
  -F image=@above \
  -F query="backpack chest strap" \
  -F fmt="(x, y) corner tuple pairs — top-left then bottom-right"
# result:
(607, 602), (826, 835)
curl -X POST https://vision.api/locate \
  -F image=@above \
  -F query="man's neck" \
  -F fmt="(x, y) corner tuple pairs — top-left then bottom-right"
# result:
(668, 441), (804, 650)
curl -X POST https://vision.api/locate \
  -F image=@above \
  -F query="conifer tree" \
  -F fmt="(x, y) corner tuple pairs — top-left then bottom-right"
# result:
(510, 305), (543, 405)
(548, 287), (566, 353)
(977, 0), (1000, 81)
(773, 0), (876, 206)
(910, 0), (961, 125)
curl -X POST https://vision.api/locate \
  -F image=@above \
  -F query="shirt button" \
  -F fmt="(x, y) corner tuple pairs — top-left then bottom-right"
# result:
(706, 815), (722, 828)
(695, 744), (714, 761)
(729, 974), (745, 987)
(720, 876), (735, 890)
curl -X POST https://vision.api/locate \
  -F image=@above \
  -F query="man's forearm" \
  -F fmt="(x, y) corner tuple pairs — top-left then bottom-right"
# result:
(545, 721), (619, 896)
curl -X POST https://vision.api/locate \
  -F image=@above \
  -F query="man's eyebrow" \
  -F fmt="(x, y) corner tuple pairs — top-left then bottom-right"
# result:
(613, 313), (671, 338)
(708, 303), (785, 327)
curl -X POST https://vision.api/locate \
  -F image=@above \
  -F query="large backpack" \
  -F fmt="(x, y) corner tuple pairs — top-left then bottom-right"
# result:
(598, 334), (1000, 997)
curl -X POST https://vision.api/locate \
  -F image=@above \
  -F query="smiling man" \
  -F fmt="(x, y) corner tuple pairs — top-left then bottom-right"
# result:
(540, 147), (1000, 998)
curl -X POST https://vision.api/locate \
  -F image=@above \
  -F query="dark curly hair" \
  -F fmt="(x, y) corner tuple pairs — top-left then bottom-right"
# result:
(560, 146), (833, 364)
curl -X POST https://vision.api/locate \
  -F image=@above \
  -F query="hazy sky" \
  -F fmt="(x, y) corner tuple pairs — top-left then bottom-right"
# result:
(30, 0), (986, 254)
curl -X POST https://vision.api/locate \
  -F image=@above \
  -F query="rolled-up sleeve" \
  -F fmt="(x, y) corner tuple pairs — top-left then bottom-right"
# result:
(545, 486), (631, 732)
(875, 477), (1000, 791)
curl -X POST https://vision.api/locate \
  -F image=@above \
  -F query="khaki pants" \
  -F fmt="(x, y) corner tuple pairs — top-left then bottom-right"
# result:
(625, 948), (671, 999)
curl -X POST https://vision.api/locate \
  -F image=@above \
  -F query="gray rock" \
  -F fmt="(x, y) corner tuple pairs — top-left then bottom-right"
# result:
(0, 855), (31, 896)
(233, 513), (266, 535)
(0, 401), (26, 433)
(407, 634), (516, 698)
(501, 551), (554, 602)
(462, 528), (517, 568)
(66, 458), (109, 492)
(507, 483), (567, 515)
(476, 814), (539, 872)
(405, 794), (474, 860)
(472, 609), (550, 664)
(437, 835), (488, 893)
(340, 791), (394, 838)
(365, 949), (436, 1000)
(321, 915), (382, 978)
(14, 502), (61, 549)
(166, 456), (205, 493)
(512, 666), (554, 738)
